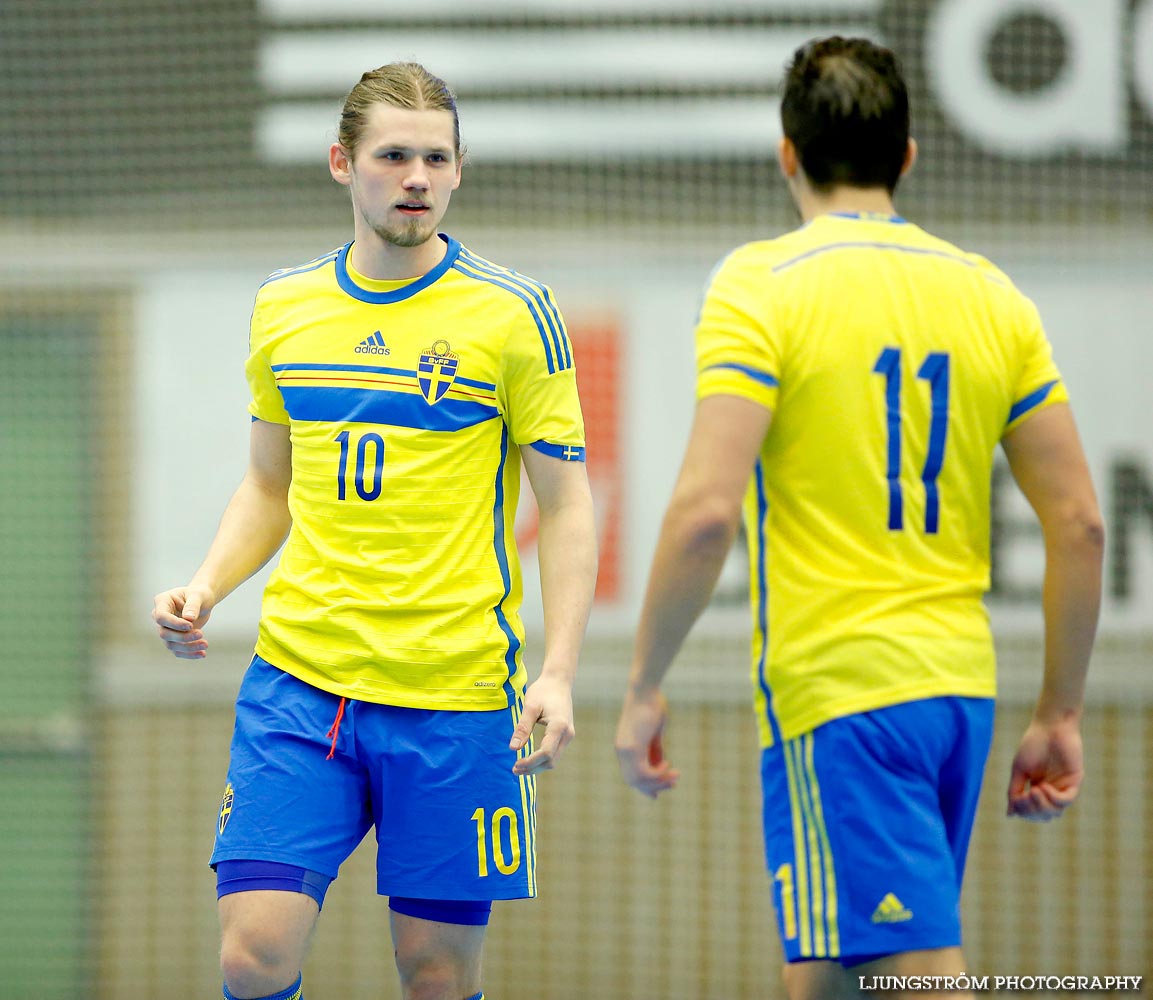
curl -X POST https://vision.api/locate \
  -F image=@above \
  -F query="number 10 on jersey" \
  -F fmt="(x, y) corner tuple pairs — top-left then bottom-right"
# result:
(873, 348), (951, 535)
(334, 430), (384, 501)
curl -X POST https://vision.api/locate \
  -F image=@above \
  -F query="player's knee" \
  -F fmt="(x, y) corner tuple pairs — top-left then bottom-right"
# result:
(782, 961), (854, 1000)
(782, 963), (814, 1000)
(394, 937), (475, 1000)
(395, 952), (461, 1000)
(220, 928), (299, 995)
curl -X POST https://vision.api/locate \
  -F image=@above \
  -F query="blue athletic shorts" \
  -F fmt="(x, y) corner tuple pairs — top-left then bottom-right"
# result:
(210, 655), (537, 903)
(760, 696), (994, 967)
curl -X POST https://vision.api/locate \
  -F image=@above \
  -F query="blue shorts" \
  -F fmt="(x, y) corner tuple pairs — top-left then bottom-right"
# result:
(210, 655), (537, 904)
(761, 696), (994, 967)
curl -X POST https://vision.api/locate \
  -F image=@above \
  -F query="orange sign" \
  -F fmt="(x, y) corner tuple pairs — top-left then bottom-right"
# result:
(515, 317), (622, 603)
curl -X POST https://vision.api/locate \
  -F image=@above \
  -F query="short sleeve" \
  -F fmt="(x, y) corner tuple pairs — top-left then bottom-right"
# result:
(1003, 294), (1069, 436)
(695, 248), (780, 412)
(245, 294), (290, 425)
(497, 287), (586, 462)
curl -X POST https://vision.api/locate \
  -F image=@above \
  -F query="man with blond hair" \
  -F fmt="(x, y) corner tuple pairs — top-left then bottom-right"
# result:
(154, 62), (597, 1000)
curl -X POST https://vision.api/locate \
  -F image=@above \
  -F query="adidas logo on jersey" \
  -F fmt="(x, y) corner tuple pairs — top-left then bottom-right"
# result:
(870, 893), (914, 924)
(355, 331), (390, 355)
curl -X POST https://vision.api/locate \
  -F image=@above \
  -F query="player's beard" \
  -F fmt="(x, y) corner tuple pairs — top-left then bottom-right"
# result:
(364, 207), (438, 248)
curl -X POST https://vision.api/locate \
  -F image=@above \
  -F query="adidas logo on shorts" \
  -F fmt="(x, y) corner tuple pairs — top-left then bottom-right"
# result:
(355, 331), (391, 355)
(871, 892), (914, 924)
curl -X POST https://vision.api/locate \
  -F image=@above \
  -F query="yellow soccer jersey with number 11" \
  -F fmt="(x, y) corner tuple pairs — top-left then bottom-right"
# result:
(245, 235), (585, 711)
(696, 212), (1068, 747)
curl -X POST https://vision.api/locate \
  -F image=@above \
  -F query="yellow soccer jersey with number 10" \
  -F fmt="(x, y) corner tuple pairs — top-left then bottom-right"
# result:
(696, 213), (1068, 747)
(245, 235), (585, 711)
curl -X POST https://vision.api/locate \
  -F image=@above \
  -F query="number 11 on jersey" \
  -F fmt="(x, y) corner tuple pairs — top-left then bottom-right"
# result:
(873, 348), (951, 534)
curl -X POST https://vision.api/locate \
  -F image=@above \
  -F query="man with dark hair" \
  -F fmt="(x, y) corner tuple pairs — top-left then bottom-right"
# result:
(780, 36), (910, 192)
(616, 36), (1102, 999)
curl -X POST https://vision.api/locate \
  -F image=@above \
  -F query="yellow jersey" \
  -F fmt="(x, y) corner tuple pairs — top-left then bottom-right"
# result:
(695, 212), (1067, 745)
(245, 235), (585, 710)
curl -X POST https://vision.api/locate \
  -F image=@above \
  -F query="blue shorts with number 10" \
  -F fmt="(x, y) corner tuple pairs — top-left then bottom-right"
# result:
(761, 696), (994, 966)
(211, 655), (537, 904)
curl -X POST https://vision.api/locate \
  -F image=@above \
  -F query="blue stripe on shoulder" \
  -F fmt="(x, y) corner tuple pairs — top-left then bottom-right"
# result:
(1007, 379), (1058, 425)
(703, 362), (780, 388)
(279, 385), (498, 431)
(259, 248), (343, 288)
(528, 440), (586, 462)
(459, 249), (570, 368)
(455, 251), (571, 373)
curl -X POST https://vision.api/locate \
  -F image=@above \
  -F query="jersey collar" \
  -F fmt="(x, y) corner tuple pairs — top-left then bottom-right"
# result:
(826, 211), (908, 223)
(335, 234), (462, 304)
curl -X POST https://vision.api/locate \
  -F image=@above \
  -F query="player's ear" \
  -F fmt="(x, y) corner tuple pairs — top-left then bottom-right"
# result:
(900, 138), (918, 178)
(777, 136), (799, 180)
(329, 143), (353, 187)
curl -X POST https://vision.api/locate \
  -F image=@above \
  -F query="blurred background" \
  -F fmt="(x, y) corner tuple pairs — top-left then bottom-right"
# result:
(1, 0), (1150, 997)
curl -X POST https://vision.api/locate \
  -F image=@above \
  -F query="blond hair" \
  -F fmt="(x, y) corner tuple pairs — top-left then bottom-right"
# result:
(337, 62), (461, 158)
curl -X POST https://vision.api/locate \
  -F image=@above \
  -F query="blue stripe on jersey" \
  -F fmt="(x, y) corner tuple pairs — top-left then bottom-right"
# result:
(492, 425), (521, 704)
(754, 460), (782, 747)
(333, 237), (462, 304)
(1007, 379), (1058, 425)
(528, 440), (586, 462)
(458, 249), (571, 371)
(273, 361), (412, 378)
(259, 249), (341, 288)
(702, 362), (780, 387)
(771, 242), (1007, 284)
(452, 253), (570, 374)
(270, 362), (498, 393)
(454, 375), (500, 391)
(279, 385), (498, 431)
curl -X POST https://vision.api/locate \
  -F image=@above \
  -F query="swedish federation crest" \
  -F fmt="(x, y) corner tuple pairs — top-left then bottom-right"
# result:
(217, 782), (235, 835)
(417, 339), (458, 404)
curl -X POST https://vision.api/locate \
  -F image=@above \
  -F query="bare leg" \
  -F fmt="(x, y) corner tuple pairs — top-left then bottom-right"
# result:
(218, 890), (319, 998)
(783, 959), (860, 1000)
(853, 946), (974, 1000)
(390, 910), (487, 1000)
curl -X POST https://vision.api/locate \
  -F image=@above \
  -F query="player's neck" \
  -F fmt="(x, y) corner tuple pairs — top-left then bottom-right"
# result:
(796, 185), (899, 223)
(348, 231), (448, 281)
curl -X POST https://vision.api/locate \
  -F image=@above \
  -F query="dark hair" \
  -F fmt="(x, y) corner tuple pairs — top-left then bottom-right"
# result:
(780, 36), (909, 193)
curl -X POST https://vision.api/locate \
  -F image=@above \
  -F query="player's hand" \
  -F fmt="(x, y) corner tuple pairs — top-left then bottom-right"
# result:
(1007, 714), (1083, 821)
(152, 586), (216, 660)
(615, 687), (679, 798)
(510, 672), (575, 776)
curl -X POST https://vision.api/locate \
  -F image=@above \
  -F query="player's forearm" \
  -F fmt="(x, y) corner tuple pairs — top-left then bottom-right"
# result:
(188, 475), (292, 604)
(628, 496), (739, 694)
(534, 494), (598, 685)
(1035, 513), (1105, 723)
